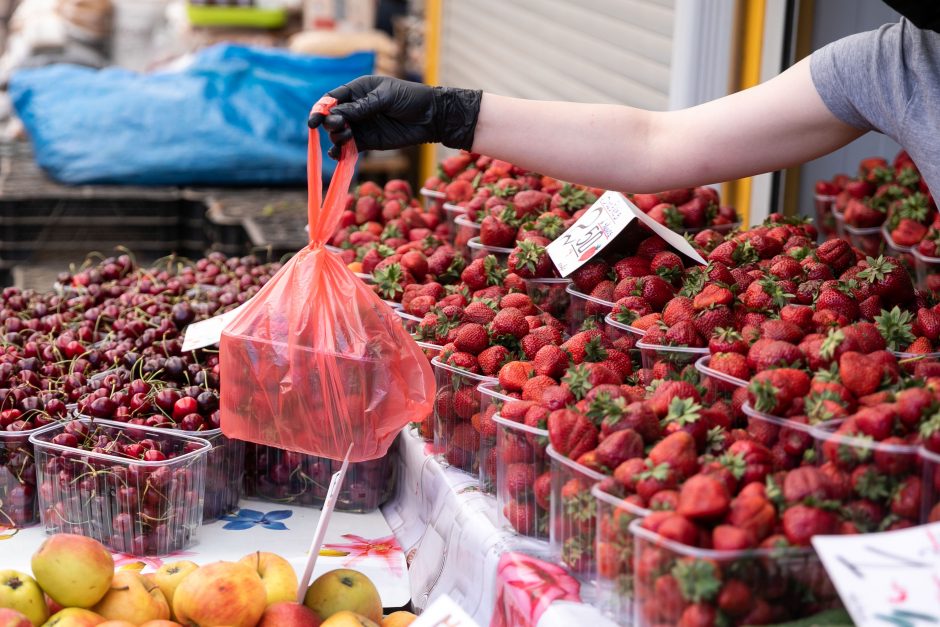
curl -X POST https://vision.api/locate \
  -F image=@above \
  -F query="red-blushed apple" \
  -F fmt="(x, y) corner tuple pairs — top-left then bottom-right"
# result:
(30, 535), (114, 608)
(0, 570), (48, 626)
(41, 607), (105, 626)
(0, 608), (31, 627)
(97, 621), (136, 627)
(44, 593), (63, 616)
(304, 570), (382, 623)
(320, 611), (380, 627)
(237, 552), (298, 606)
(257, 602), (322, 627)
(381, 611), (417, 627)
(172, 562), (266, 627)
(92, 572), (170, 624)
(139, 621), (183, 627)
(152, 560), (197, 621)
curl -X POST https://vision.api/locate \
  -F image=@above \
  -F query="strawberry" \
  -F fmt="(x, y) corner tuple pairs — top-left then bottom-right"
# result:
(693, 306), (733, 340)
(547, 408), (598, 460)
(741, 276), (790, 312)
(891, 475), (922, 520)
(594, 428), (644, 470)
(663, 297), (696, 326)
(815, 239), (855, 274)
(759, 319), (804, 343)
(838, 351), (883, 397)
(649, 431), (699, 479)
(856, 255), (915, 306)
(613, 256), (652, 281)
(648, 380), (702, 418)
(748, 368), (810, 415)
(461, 255), (506, 290)
(639, 275), (675, 310)
(521, 374), (556, 402)
(747, 339), (803, 371)
(717, 580), (754, 618)
(677, 474), (731, 521)
(534, 472), (552, 509)
(665, 320), (704, 347)
(726, 494), (776, 545)
(562, 363), (621, 399)
(650, 251), (684, 284)
(507, 240), (552, 279)
(782, 466), (833, 503)
(497, 360), (533, 392)
(539, 385), (575, 411)
(571, 260), (611, 293)
(708, 352), (749, 381)
(443, 351), (479, 373)
(782, 504), (839, 546)
(892, 218), (928, 246)
(440, 153), (472, 179)
(491, 307), (529, 340)
(916, 307), (940, 342)
(503, 462), (536, 498)
(562, 330), (609, 364)
(453, 323), (489, 355)
(708, 328), (747, 354)
(512, 189), (551, 216)
(532, 345), (569, 379)
(854, 404), (896, 440)
(712, 524), (754, 550)
(477, 345), (510, 376)
(503, 500), (537, 535)
(692, 284), (733, 310)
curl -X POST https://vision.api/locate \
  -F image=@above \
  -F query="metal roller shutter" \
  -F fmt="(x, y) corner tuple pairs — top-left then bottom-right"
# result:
(438, 0), (676, 110)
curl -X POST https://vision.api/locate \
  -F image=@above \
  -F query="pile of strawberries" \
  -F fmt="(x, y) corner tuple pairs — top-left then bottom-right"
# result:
(628, 186), (740, 233)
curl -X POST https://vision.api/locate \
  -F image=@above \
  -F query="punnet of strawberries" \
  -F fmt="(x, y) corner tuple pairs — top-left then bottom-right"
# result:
(629, 186), (740, 233)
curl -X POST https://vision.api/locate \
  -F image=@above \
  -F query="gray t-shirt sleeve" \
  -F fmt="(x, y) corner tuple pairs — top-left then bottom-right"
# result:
(810, 20), (915, 140)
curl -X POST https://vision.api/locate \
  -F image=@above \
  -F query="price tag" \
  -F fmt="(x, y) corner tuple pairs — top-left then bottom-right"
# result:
(812, 521), (940, 626)
(180, 301), (250, 352)
(546, 191), (705, 278)
(411, 595), (481, 627)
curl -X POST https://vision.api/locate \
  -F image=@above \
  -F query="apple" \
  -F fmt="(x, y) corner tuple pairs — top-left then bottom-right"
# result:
(139, 622), (182, 627)
(97, 622), (136, 627)
(40, 608), (104, 626)
(0, 570), (49, 626)
(92, 572), (169, 624)
(152, 561), (197, 620)
(257, 602), (322, 627)
(237, 552), (298, 606)
(320, 611), (379, 627)
(304, 570), (382, 623)
(31, 535), (114, 608)
(0, 608), (31, 627)
(172, 562), (266, 627)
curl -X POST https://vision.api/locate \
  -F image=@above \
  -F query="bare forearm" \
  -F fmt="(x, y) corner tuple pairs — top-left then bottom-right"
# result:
(471, 57), (864, 192)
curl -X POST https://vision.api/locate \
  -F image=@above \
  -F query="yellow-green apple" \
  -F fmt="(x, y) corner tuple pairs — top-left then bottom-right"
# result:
(40, 608), (104, 626)
(237, 552), (298, 606)
(152, 561), (197, 621)
(303, 570), (382, 623)
(320, 611), (379, 627)
(0, 608), (31, 627)
(31, 535), (113, 608)
(92, 572), (169, 624)
(0, 570), (48, 626)
(172, 562), (266, 627)
(257, 602), (322, 627)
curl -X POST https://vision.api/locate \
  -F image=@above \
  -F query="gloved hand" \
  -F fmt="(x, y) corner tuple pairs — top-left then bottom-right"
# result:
(308, 75), (482, 158)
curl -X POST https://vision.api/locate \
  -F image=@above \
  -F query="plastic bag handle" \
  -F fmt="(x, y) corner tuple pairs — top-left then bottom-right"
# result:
(308, 96), (358, 246)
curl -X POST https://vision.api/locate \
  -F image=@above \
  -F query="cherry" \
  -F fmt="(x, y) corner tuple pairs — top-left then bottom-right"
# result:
(178, 413), (204, 432)
(51, 433), (78, 448)
(154, 389), (180, 413)
(172, 397), (198, 421)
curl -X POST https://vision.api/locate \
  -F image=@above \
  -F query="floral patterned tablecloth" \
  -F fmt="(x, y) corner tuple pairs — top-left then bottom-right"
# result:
(0, 498), (410, 608)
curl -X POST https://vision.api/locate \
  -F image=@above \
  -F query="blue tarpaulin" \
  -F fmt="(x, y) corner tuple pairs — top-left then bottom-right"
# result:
(9, 44), (374, 185)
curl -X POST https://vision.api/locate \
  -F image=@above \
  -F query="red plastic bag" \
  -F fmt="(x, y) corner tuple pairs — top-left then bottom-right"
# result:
(219, 97), (435, 461)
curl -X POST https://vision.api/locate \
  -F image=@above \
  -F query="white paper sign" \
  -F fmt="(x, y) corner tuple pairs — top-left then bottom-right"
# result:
(546, 191), (706, 277)
(181, 302), (250, 351)
(812, 521), (940, 626)
(412, 595), (482, 627)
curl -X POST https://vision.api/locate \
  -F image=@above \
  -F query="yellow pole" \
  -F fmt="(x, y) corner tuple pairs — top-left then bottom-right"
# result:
(420, 0), (443, 186)
(729, 0), (766, 226)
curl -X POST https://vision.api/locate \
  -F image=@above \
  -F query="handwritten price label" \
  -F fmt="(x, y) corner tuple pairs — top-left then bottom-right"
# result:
(546, 191), (705, 278)
(812, 521), (940, 626)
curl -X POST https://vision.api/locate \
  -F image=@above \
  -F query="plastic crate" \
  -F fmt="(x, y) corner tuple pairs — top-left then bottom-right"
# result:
(741, 402), (816, 468)
(454, 215), (481, 261)
(32, 419), (209, 555)
(548, 444), (607, 579)
(431, 357), (498, 474)
(419, 187), (446, 212)
(920, 446), (940, 523)
(243, 443), (397, 513)
(603, 313), (646, 350)
(442, 202), (466, 236)
(477, 383), (519, 495)
(881, 225), (916, 276)
(523, 277), (571, 319)
(694, 354), (747, 405)
(592, 480), (651, 624)
(467, 237), (513, 265)
(913, 248), (940, 296)
(0, 427), (43, 528)
(813, 419), (923, 525)
(201, 430), (244, 522)
(495, 414), (550, 540)
(813, 193), (838, 240)
(844, 223), (884, 257)
(565, 284), (614, 336)
(635, 339), (708, 378)
(630, 519), (840, 626)
(396, 310), (422, 334)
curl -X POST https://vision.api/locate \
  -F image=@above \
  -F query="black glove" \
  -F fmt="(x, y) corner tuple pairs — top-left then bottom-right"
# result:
(308, 75), (482, 158)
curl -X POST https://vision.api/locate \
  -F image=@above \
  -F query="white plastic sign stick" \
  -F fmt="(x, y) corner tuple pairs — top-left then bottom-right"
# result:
(296, 444), (354, 603)
(411, 595), (481, 627)
(546, 191), (706, 278)
(546, 191), (636, 277)
(181, 301), (250, 351)
(812, 521), (940, 626)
